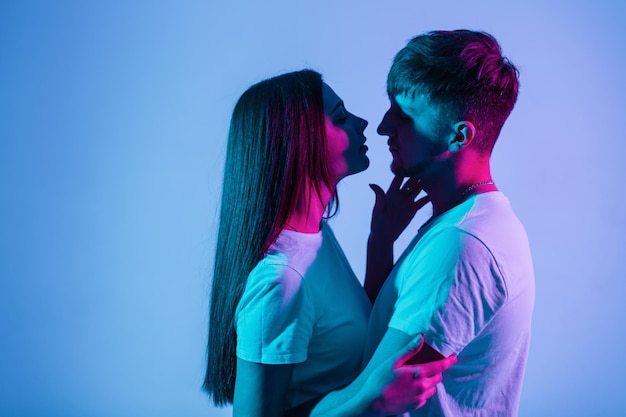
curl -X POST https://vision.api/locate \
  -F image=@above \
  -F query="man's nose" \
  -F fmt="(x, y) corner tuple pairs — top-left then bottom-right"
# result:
(377, 111), (391, 136)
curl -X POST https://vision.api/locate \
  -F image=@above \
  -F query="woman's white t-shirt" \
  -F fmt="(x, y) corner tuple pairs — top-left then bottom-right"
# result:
(235, 222), (371, 409)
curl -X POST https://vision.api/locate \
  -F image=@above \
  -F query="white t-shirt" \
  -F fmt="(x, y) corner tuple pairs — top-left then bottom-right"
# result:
(235, 222), (371, 409)
(365, 192), (535, 417)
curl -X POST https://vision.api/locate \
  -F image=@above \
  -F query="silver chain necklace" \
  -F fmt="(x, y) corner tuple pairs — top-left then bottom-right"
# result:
(451, 180), (494, 207)
(422, 180), (495, 229)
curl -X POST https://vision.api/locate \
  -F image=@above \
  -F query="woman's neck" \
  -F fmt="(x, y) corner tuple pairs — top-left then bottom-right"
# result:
(284, 185), (333, 233)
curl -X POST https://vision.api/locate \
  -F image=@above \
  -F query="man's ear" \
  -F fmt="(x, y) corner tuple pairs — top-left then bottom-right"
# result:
(448, 121), (476, 152)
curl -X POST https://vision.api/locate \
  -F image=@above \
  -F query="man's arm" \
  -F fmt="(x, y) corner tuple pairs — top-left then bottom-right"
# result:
(286, 328), (452, 417)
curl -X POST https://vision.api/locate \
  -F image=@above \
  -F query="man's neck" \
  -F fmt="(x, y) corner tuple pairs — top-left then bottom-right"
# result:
(423, 162), (497, 216)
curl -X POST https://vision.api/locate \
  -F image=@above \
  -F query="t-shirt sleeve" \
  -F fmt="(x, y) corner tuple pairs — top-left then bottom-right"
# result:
(389, 228), (507, 356)
(235, 260), (316, 365)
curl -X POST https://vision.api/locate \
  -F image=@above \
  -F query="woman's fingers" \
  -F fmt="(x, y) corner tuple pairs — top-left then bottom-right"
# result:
(402, 177), (421, 191)
(389, 175), (404, 191)
(414, 194), (431, 208)
(416, 386), (437, 408)
(410, 355), (457, 379)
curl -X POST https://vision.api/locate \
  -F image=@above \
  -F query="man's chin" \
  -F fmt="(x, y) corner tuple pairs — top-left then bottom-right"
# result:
(391, 163), (416, 178)
(390, 162), (405, 176)
(392, 160), (430, 179)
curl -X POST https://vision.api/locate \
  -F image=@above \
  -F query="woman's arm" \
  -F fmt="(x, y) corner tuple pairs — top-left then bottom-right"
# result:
(364, 176), (430, 303)
(364, 232), (394, 304)
(286, 331), (455, 417)
(233, 358), (295, 417)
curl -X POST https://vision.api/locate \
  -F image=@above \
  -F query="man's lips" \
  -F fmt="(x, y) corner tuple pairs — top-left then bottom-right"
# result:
(387, 139), (398, 152)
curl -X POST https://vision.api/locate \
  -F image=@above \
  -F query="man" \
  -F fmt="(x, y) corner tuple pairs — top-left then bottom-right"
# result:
(365, 29), (535, 416)
(290, 29), (533, 417)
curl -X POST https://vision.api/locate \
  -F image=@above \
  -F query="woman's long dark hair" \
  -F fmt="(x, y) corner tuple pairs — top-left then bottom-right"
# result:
(203, 69), (336, 406)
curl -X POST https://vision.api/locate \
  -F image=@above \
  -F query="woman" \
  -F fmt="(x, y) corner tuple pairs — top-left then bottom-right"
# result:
(204, 69), (452, 416)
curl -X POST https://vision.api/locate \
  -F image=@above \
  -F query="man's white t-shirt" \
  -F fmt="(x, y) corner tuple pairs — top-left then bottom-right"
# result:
(235, 222), (371, 409)
(365, 192), (535, 417)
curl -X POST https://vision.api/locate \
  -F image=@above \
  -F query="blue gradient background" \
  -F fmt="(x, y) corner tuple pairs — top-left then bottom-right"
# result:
(1, 1), (624, 416)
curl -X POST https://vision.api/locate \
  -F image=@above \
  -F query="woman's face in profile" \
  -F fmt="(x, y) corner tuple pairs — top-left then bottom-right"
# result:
(322, 83), (370, 180)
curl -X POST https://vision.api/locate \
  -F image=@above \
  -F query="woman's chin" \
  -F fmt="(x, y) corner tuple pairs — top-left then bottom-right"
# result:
(345, 160), (370, 178)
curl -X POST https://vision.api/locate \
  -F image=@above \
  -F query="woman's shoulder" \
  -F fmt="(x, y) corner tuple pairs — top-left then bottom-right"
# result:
(240, 255), (313, 314)
(249, 252), (302, 282)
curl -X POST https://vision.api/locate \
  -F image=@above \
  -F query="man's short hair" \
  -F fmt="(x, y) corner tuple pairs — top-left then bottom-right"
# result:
(388, 30), (519, 153)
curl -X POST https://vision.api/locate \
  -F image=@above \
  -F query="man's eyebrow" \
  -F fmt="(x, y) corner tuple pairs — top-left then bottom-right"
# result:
(391, 100), (411, 118)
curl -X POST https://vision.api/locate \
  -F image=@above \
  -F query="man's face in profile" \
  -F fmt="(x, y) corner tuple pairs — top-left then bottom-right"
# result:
(378, 92), (448, 178)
